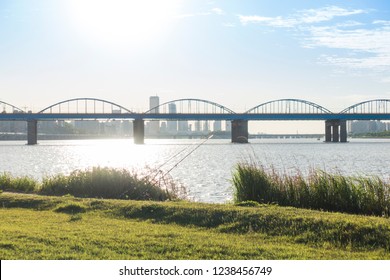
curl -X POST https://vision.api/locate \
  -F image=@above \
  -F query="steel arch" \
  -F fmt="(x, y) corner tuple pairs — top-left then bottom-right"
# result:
(340, 99), (390, 114)
(245, 99), (332, 114)
(38, 98), (134, 114)
(0, 100), (25, 113)
(144, 98), (235, 114)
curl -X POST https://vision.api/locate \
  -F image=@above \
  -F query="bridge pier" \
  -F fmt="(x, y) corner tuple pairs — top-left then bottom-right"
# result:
(325, 120), (347, 143)
(27, 120), (38, 145)
(133, 119), (145, 144)
(340, 120), (347, 142)
(231, 120), (248, 143)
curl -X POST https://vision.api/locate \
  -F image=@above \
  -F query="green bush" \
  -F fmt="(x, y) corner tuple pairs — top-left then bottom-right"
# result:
(235, 200), (262, 207)
(40, 167), (186, 201)
(232, 162), (390, 217)
(54, 202), (87, 214)
(0, 173), (38, 193)
(0, 167), (186, 202)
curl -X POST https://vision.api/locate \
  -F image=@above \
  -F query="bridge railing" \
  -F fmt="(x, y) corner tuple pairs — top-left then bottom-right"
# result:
(38, 98), (134, 114)
(245, 99), (332, 114)
(340, 99), (390, 114)
(144, 98), (236, 114)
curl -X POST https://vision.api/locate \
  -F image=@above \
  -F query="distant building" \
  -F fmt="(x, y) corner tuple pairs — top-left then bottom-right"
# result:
(350, 120), (387, 134)
(178, 120), (188, 132)
(225, 121), (232, 132)
(160, 122), (167, 133)
(121, 120), (133, 136)
(148, 96), (160, 135)
(149, 96), (159, 112)
(0, 120), (26, 133)
(213, 120), (222, 132)
(203, 121), (209, 132)
(74, 120), (100, 134)
(167, 103), (177, 132)
(195, 121), (201, 132)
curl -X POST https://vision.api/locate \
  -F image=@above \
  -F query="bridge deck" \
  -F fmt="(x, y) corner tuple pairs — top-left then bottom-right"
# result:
(1, 113), (390, 121)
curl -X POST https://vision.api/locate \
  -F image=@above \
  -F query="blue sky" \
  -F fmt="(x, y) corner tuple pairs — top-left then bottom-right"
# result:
(1, 0), (390, 132)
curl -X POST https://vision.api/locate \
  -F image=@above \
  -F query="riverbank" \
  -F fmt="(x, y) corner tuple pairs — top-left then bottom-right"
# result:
(0, 192), (389, 259)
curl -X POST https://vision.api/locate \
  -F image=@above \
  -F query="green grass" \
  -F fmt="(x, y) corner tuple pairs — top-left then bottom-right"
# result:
(232, 162), (390, 217)
(0, 192), (389, 260)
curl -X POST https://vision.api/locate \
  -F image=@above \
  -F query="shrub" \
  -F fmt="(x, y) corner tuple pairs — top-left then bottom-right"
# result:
(0, 173), (38, 193)
(232, 162), (390, 217)
(40, 167), (186, 201)
(235, 201), (261, 207)
(232, 163), (280, 204)
(54, 202), (87, 214)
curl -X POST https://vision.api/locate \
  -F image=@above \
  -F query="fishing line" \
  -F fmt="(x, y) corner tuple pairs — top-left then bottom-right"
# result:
(161, 134), (214, 178)
(155, 143), (193, 171)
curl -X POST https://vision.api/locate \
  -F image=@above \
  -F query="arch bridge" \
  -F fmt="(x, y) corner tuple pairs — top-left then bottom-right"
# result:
(340, 99), (390, 115)
(38, 98), (134, 114)
(145, 98), (235, 115)
(1, 98), (390, 144)
(246, 99), (332, 115)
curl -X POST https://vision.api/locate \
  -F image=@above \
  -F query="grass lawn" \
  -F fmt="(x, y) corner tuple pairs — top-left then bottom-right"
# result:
(0, 192), (389, 260)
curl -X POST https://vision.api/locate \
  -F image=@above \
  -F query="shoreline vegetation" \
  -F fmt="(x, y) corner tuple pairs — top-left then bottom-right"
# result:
(1, 166), (389, 259)
(232, 162), (390, 217)
(351, 131), (390, 138)
(1, 165), (388, 217)
(0, 167), (186, 201)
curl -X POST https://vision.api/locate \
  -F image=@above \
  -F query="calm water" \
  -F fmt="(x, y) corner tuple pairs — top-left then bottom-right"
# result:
(1, 138), (389, 203)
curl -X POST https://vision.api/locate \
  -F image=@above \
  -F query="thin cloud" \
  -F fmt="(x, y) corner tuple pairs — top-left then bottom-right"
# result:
(177, 7), (225, 19)
(211, 8), (224, 15)
(222, 22), (236, 27)
(238, 6), (390, 82)
(238, 15), (297, 27)
(238, 6), (366, 27)
(298, 6), (365, 24)
(307, 24), (390, 77)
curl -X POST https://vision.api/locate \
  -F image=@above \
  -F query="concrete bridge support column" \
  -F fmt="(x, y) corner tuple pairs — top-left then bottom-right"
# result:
(332, 122), (339, 142)
(27, 120), (38, 145)
(231, 120), (248, 143)
(324, 120), (347, 143)
(325, 121), (332, 142)
(340, 120), (347, 142)
(133, 119), (145, 144)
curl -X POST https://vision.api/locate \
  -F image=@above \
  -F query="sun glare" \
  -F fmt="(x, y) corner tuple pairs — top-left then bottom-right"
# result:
(67, 0), (181, 49)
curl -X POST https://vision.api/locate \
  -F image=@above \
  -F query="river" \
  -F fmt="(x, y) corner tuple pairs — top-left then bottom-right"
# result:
(0, 138), (389, 203)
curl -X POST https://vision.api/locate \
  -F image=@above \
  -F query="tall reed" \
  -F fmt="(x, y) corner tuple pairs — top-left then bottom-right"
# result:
(40, 167), (186, 201)
(1, 167), (186, 201)
(232, 162), (390, 217)
(0, 173), (38, 193)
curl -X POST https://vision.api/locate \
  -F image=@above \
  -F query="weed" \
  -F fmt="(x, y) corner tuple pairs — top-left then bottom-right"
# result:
(54, 202), (87, 214)
(0, 167), (186, 202)
(0, 173), (38, 193)
(232, 162), (390, 217)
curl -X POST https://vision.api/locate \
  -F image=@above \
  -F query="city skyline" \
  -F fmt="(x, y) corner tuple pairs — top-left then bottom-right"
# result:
(1, 0), (390, 133)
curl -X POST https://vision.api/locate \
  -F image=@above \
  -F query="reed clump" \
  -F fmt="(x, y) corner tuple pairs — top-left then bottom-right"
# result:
(40, 167), (186, 201)
(232, 162), (390, 217)
(0, 167), (186, 201)
(0, 173), (38, 193)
